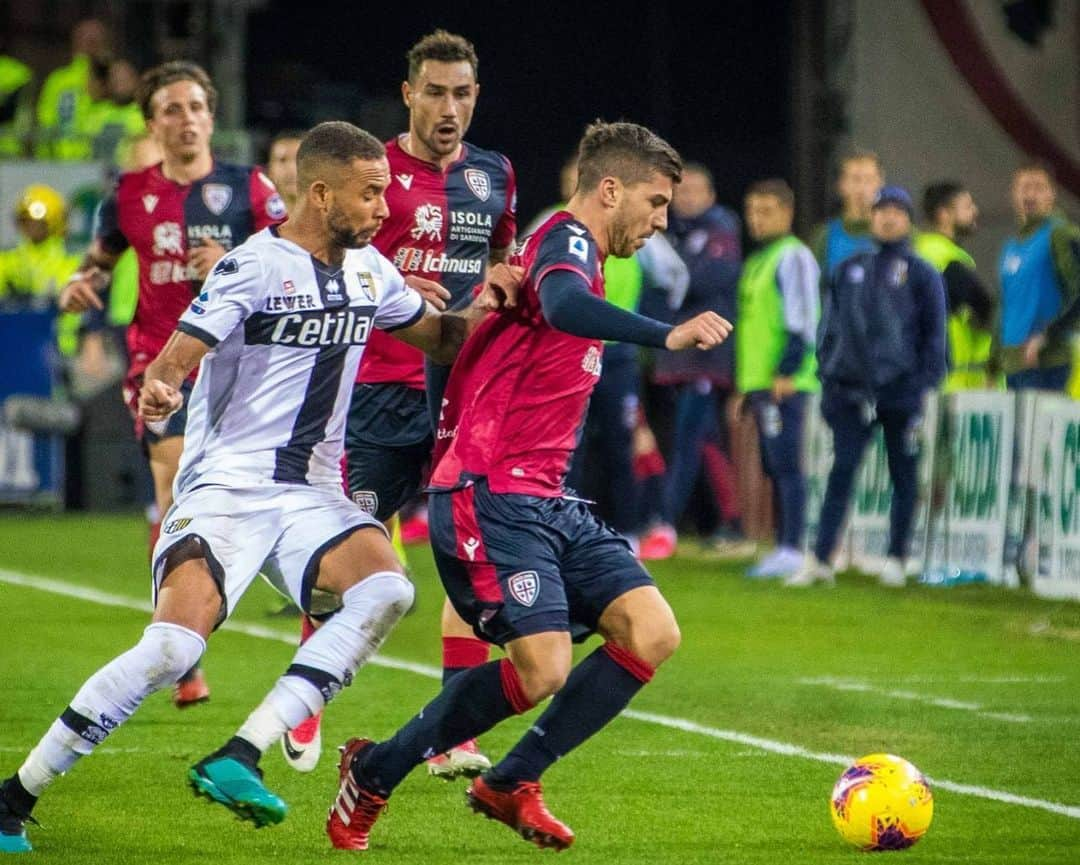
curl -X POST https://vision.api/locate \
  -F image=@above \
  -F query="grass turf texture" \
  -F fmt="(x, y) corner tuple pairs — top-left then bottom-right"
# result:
(1, 512), (1078, 863)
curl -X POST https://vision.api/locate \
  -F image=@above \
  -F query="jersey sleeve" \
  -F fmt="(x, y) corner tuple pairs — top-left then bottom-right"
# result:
(491, 155), (517, 251)
(249, 167), (288, 230)
(533, 220), (599, 290)
(93, 186), (129, 255)
(371, 253), (425, 332)
(177, 245), (267, 347)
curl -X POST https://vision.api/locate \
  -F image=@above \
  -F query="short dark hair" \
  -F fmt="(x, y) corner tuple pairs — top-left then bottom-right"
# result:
(296, 122), (385, 188)
(407, 30), (478, 83)
(268, 128), (305, 157)
(1013, 160), (1056, 184)
(137, 61), (217, 120)
(922, 180), (966, 222)
(575, 120), (682, 193)
(839, 148), (882, 172)
(746, 178), (794, 208)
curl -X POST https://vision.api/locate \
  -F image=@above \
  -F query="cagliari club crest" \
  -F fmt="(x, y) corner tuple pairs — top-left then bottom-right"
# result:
(202, 183), (233, 216)
(464, 168), (491, 202)
(508, 570), (540, 607)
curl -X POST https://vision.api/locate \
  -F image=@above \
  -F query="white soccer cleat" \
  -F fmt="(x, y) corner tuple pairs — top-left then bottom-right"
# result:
(282, 712), (322, 773)
(783, 556), (836, 587)
(879, 557), (907, 588)
(427, 739), (491, 780)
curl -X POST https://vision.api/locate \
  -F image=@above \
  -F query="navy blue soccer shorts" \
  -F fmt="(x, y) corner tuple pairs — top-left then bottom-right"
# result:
(345, 382), (433, 522)
(428, 479), (655, 646)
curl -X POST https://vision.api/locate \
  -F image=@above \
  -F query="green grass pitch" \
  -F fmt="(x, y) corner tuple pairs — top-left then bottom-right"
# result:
(1, 513), (1078, 863)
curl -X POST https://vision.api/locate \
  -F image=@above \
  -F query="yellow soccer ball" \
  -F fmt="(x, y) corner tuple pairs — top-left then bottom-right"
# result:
(830, 753), (934, 851)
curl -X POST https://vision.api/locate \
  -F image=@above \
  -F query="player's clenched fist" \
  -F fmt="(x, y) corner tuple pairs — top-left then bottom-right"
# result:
(665, 311), (733, 351)
(139, 378), (183, 424)
(477, 262), (525, 311)
(59, 268), (107, 312)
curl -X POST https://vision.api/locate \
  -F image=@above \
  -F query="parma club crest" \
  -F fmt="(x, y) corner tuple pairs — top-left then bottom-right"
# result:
(464, 168), (491, 202)
(507, 570), (540, 607)
(202, 183), (233, 216)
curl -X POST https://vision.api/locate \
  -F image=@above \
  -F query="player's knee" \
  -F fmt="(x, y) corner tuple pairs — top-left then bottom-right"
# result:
(517, 661), (571, 704)
(625, 617), (681, 669)
(344, 570), (415, 623)
(135, 622), (206, 689)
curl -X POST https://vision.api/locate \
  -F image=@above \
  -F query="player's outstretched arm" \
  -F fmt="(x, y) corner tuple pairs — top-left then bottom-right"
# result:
(58, 241), (122, 312)
(390, 300), (485, 365)
(138, 331), (211, 427)
(540, 268), (732, 350)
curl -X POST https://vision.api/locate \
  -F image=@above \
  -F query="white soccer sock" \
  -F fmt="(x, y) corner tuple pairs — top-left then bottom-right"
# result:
(235, 572), (414, 753)
(18, 622), (205, 796)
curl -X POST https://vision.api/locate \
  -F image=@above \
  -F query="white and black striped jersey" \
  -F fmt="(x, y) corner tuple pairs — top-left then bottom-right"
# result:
(173, 226), (425, 494)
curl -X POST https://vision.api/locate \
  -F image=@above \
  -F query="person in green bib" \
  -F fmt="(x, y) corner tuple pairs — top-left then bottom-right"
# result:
(737, 179), (820, 578)
(914, 181), (999, 391)
(0, 52), (34, 157)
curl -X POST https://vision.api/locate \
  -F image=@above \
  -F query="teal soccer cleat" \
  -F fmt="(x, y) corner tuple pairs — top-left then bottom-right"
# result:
(188, 755), (287, 828)
(0, 793), (31, 854)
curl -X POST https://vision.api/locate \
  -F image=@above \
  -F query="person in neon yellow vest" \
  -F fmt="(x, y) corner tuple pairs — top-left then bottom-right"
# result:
(0, 52), (34, 157)
(34, 19), (112, 160)
(737, 179), (820, 578)
(914, 181), (999, 391)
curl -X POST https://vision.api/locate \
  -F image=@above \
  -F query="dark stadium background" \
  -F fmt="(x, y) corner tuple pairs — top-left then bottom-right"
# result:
(246, 1), (795, 228)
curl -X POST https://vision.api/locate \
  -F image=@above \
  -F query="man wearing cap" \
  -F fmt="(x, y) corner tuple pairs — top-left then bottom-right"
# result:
(787, 185), (946, 588)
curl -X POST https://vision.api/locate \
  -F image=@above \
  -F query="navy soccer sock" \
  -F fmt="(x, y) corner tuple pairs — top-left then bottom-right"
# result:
(356, 658), (532, 797)
(488, 643), (654, 786)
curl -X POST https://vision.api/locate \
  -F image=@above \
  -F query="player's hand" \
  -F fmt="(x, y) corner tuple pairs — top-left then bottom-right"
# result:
(404, 275), (451, 310)
(665, 312), (732, 351)
(477, 263), (525, 311)
(138, 378), (183, 425)
(188, 238), (227, 281)
(772, 376), (795, 402)
(59, 268), (107, 312)
(1022, 333), (1045, 369)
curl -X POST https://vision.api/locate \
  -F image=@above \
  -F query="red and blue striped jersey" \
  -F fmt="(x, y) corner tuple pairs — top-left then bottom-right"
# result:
(430, 211), (605, 497)
(357, 135), (516, 389)
(96, 160), (285, 376)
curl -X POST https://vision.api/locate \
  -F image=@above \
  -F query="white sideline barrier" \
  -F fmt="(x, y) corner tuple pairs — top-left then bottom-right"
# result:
(800, 388), (1078, 600)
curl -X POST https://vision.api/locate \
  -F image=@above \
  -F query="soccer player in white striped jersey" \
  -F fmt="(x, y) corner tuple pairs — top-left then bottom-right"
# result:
(0, 121), (519, 850)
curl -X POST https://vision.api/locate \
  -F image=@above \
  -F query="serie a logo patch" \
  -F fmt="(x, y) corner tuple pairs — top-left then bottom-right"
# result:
(507, 570), (540, 607)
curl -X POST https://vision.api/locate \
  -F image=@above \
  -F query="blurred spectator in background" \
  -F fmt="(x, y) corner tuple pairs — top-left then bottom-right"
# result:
(914, 181), (999, 391)
(997, 163), (1080, 392)
(87, 59), (146, 165)
(641, 162), (749, 560)
(810, 150), (883, 279)
(789, 186), (946, 589)
(737, 179), (819, 579)
(0, 45), (34, 158)
(265, 130), (303, 212)
(35, 18), (112, 160)
(0, 185), (82, 355)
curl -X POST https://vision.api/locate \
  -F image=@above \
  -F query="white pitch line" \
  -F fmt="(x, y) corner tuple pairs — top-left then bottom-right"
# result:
(798, 676), (1033, 724)
(3, 568), (1078, 821)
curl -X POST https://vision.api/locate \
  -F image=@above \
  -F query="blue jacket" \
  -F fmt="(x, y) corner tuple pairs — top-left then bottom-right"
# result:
(818, 239), (946, 409)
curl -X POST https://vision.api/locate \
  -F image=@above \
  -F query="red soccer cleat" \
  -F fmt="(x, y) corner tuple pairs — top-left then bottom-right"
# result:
(400, 510), (429, 544)
(638, 524), (676, 561)
(173, 667), (210, 708)
(466, 776), (575, 850)
(326, 739), (388, 851)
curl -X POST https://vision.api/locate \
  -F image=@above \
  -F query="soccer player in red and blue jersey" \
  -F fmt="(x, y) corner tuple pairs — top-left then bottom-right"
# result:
(58, 61), (285, 707)
(327, 121), (732, 852)
(341, 30), (516, 778)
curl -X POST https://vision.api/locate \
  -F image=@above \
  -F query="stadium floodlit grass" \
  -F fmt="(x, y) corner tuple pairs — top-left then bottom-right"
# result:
(1, 513), (1079, 864)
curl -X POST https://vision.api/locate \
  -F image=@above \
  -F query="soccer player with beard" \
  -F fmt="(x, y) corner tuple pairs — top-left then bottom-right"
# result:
(0, 122), (509, 853)
(329, 29), (516, 780)
(58, 61), (286, 707)
(326, 121), (732, 852)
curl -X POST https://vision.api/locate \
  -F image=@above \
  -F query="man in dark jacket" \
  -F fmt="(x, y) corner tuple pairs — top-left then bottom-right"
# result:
(787, 185), (946, 588)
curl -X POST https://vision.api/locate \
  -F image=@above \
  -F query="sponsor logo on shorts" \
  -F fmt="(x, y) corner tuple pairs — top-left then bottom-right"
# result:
(351, 490), (379, 515)
(462, 537), (480, 561)
(508, 570), (540, 607)
(164, 517), (193, 534)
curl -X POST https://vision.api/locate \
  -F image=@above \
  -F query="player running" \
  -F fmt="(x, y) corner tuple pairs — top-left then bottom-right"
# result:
(57, 60), (286, 707)
(326, 121), (732, 852)
(0, 121), (512, 854)
(316, 29), (516, 780)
